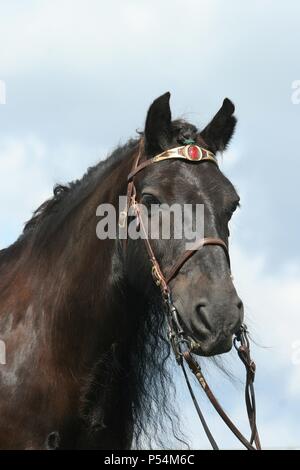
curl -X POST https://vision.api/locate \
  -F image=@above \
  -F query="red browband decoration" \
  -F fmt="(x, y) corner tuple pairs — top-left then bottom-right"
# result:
(127, 144), (218, 182)
(153, 143), (217, 163)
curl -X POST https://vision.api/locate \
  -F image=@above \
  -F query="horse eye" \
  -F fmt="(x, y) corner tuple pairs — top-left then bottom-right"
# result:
(141, 193), (161, 207)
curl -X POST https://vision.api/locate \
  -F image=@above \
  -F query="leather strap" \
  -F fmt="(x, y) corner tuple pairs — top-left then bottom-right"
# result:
(183, 350), (260, 450)
(128, 145), (217, 182)
(132, 197), (169, 294)
(165, 238), (230, 284)
(180, 360), (219, 450)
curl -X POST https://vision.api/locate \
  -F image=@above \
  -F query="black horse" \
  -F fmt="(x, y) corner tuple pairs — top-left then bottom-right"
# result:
(0, 93), (242, 449)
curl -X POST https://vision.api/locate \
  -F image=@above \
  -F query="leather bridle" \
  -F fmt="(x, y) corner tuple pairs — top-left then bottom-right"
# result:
(121, 140), (261, 450)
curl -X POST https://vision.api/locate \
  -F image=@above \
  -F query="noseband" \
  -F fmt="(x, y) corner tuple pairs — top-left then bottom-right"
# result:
(121, 141), (261, 450)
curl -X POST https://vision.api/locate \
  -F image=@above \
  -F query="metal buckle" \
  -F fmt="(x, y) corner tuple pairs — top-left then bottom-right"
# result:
(151, 265), (163, 287)
(169, 330), (182, 364)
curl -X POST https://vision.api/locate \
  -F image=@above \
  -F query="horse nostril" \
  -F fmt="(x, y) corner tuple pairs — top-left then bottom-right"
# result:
(229, 299), (244, 335)
(237, 299), (244, 323)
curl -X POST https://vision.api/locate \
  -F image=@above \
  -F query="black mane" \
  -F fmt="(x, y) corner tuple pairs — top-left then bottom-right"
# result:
(23, 138), (140, 238)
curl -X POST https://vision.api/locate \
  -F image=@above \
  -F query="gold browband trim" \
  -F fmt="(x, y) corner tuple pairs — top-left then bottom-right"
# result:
(128, 144), (218, 181)
(153, 144), (216, 164)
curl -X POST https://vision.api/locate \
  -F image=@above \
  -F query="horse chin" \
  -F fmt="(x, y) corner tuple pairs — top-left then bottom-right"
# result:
(188, 335), (233, 357)
(188, 337), (211, 357)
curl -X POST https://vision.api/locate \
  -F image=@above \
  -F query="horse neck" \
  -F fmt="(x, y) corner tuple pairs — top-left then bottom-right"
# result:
(32, 145), (139, 370)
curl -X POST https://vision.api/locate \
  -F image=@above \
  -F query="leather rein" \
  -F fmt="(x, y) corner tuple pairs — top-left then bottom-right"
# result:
(121, 141), (261, 450)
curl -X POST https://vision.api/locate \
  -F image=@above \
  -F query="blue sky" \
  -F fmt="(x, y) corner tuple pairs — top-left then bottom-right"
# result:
(0, 0), (300, 449)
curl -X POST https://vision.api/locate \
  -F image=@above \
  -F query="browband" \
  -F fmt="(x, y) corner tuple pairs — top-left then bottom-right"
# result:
(128, 144), (217, 181)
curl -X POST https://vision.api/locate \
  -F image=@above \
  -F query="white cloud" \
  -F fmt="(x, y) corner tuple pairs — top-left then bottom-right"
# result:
(0, 134), (105, 248)
(231, 245), (300, 378)
(0, 0), (217, 74)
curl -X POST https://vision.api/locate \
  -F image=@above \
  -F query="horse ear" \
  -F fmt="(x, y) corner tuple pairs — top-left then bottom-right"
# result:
(144, 92), (172, 156)
(200, 98), (237, 153)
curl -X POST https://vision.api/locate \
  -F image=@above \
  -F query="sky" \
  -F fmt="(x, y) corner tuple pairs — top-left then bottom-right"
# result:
(0, 0), (300, 449)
